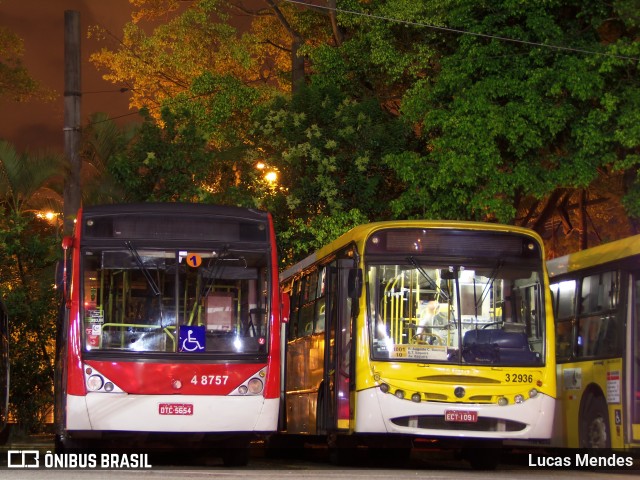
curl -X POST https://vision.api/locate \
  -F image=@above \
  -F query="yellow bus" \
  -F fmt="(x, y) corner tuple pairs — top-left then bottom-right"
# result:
(548, 234), (640, 450)
(278, 220), (556, 467)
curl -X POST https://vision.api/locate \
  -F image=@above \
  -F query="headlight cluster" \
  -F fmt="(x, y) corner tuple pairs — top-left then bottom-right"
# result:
(378, 382), (424, 403)
(497, 389), (539, 406)
(84, 367), (116, 393)
(233, 368), (266, 396)
(237, 377), (264, 395)
(376, 373), (540, 406)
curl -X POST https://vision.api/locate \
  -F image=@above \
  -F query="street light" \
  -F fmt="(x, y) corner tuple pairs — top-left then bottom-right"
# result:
(264, 171), (278, 184)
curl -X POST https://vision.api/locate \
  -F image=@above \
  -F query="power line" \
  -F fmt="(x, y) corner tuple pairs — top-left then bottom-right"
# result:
(87, 0), (639, 126)
(285, 0), (639, 62)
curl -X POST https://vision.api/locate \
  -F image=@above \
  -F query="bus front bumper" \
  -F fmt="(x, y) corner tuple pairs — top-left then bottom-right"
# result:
(355, 387), (555, 440)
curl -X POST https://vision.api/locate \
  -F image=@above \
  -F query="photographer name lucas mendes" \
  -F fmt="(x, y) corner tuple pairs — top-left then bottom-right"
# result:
(528, 453), (634, 468)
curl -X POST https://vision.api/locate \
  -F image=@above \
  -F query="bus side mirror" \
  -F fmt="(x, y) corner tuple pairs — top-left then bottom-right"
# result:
(280, 291), (290, 324)
(348, 268), (362, 298)
(62, 236), (74, 250)
(55, 261), (64, 291)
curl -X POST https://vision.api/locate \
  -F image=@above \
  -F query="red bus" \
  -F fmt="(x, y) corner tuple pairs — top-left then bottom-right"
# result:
(55, 203), (285, 465)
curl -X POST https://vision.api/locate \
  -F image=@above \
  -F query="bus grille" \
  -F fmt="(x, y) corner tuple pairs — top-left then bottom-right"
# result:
(391, 415), (526, 432)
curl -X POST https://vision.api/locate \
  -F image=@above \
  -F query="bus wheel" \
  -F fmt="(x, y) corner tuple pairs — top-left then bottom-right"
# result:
(580, 395), (610, 448)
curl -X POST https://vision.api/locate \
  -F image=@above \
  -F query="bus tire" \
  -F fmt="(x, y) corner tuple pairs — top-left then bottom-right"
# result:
(580, 394), (610, 449)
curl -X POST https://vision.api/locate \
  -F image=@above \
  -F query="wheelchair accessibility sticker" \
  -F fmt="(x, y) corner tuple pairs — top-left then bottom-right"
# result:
(179, 325), (205, 352)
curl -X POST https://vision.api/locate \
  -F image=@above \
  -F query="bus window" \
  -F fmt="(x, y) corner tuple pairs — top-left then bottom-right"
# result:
(553, 280), (576, 319)
(368, 262), (544, 366)
(550, 280), (577, 360)
(315, 297), (326, 333)
(576, 271), (620, 358)
(556, 320), (574, 359)
(580, 271), (618, 313)
(288, 279), (302, 341)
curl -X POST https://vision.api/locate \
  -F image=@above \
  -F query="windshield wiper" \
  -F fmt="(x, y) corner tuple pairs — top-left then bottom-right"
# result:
(474, 260), (502, 320)
(125, 241), (161, 296)
(407, 256), (450, 301)
(200, 245), (230, 299)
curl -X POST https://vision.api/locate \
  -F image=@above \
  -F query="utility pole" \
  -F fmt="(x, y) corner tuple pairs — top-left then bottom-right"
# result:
(63, 10), (81, 236)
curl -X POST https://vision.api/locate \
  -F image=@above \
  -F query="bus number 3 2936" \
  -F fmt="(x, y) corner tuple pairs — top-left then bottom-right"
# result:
(505, 373), (533, 383)
(191, 375), (229, 386)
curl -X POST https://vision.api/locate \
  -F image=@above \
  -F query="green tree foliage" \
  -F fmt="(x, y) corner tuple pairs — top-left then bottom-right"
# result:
(0, 141), (63, 433)
(108, 108), (216, 202)
(0, 25), (53, 102)
(0, 212), (57, 434)
(390, 1), (640, 224)
(305, 0), (435, 107)
(89, 0), (315, 112)
(0, 141), (64, 215)
(250, 83), (411, 263)
(91, 0), (640, 259)
(80, 113), (136, 205)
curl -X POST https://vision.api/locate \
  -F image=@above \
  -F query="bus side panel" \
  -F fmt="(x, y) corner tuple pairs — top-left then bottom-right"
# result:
(265, 213), (282, 400)
(556, 358), (624, 449)
(66, 216), (86, 398)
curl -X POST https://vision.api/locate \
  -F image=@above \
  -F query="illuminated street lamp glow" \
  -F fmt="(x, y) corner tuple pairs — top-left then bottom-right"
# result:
(36, 211), (60, 223)
(264, 171), (278, 184)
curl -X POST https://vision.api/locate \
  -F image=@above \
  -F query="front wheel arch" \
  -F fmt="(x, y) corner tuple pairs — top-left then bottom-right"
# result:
(579, 387), (611, 449)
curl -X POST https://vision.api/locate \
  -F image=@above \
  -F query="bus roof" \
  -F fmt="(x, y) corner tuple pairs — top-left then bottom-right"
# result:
(82, 203), (268, 221)
(280, 219), (543, 282)
(547, 234), (640, 278)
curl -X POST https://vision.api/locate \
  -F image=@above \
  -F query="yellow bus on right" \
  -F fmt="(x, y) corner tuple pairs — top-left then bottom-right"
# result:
(547, 234), (640, 450)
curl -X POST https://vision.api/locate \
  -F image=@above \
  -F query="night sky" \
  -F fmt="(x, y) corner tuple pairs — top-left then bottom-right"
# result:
(0, 0), (135, 152)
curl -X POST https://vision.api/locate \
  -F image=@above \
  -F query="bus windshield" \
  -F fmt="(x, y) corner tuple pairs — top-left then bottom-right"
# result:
(81, 246), (270, 355)
(367, 260), (545, 365)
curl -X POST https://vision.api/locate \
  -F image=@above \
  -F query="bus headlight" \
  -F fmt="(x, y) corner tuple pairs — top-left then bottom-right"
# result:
(248, 378), (263, 394)
(395, 389), (405, 400)
(411, 393), (421, 403)
(86, 374), (104, 391)
(498, 397), (508, 406)
(380, 383), (389, 393)
(514, 394), (524, 404)
(529, 388), (538, 398)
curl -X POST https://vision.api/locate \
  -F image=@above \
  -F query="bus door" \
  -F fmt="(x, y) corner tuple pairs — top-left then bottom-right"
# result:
(630, 270), (640, 444)
(319, 258), (356, 433)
